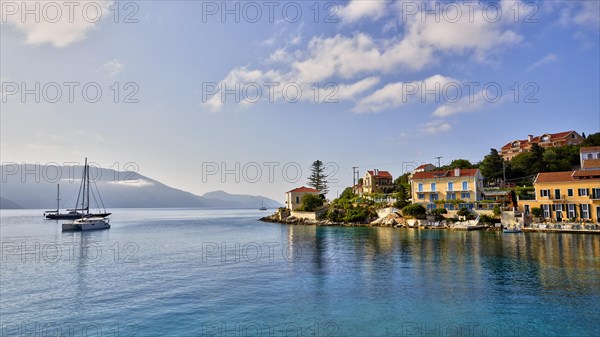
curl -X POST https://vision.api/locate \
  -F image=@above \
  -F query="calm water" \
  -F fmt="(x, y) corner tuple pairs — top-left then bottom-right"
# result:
(1, 209), (599, 337)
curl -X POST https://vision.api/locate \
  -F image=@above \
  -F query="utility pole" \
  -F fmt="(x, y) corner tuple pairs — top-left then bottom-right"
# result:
(352, 166), (358, 187)
(435, 156), (442, 168)
(502, 161), (506, 187)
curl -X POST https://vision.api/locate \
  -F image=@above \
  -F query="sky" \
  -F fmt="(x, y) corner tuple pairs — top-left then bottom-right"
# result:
(1, 0), (599, 201)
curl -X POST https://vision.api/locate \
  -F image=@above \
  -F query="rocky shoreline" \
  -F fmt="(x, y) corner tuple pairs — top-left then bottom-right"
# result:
(260, 213), (502, 231)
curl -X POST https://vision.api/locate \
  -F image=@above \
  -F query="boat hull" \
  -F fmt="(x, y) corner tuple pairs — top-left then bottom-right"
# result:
(47, 212), (111, 220)
(62, 218), (111, 231)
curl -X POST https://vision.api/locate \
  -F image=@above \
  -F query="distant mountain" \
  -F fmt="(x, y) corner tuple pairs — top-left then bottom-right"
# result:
(0, 197), (22, 209)
(0, 164), (282, 209)
(203, 190), (281, 209)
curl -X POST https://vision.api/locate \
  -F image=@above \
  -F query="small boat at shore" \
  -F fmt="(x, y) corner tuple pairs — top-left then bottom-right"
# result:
(63, 217), (110, 231)
(61, 158), (111, 231)
(503, 227), (522, 233)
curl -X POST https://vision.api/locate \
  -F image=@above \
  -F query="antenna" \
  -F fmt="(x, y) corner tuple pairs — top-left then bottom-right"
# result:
(435, 156), (442, 168)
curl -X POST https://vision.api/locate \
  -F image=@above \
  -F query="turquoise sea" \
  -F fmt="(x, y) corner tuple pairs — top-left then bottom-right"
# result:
(1, 209), (599, 337)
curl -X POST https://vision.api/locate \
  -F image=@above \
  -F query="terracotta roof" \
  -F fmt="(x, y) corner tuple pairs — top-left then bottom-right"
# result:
(581, 146), (600, 152)
(411, 168), (479, 180)
(535, 170), (600, 183)
(415, 164), (433, 170)
(501, 130), (578, 150)
(572, 169), (600, 178)
(535, 171), (576, 183)
(287, 186), (320, 193)
(582, 159), (600, 169)
(366, 170), (392, 178)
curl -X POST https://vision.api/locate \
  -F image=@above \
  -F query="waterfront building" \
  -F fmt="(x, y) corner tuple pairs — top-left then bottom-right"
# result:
(285, 186), (320, 211)
(410, 168), (484, 211)
(500, 130), (583, 160)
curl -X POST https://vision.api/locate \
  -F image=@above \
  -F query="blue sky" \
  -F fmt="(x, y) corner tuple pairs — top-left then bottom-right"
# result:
(1, 0), (599, 201)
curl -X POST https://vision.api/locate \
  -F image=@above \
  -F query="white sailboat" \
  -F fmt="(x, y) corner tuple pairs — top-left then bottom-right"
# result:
(259, 199), (267, 211)
(62, 158), (111, 231)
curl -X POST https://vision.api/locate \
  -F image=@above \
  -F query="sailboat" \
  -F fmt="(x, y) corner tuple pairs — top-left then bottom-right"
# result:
(62, 158), (111, 231)
(46, 161), (111, 220)
(259, 199), (267, 211)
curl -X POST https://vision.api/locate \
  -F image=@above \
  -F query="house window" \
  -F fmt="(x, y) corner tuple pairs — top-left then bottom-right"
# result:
(568, 204), (576, 218)
(295, 196), (300, 204)
(447, 192), (456, 200)
(567, 189), (573, 197)
(417, 193), (425, 199)
(446, 204), (455, 210)
(462, 181), (468, 190)
(541, 135), (549, 142)
(555, 204), (563, 221)
(427, 204), (436, 210)
(540, 189), (549, 197)
(588, 153), (593, 159)
(524, 205), (530, 215)
(542, 204), (550, 218)
(554, 189), (561, 200)
(418, 183), (423, 192)
(578, 188), (589, 197)
(431, 183), (436, 192)
(447, 182), (454, 191)
(430, 193), (438, 202)
(581, 204), (590, 219)
(592, 188), (600, 199)
(461, 192), (470, 199)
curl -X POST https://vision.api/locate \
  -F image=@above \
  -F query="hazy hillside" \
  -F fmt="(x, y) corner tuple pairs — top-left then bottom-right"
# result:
(0, 197), (22, 209)
(203, 190), (281, 209)
(0, 164), (282, 209)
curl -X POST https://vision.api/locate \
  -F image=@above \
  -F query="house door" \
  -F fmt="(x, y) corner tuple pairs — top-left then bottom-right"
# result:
(597, 207), (600, 222)
(555, 204), (563, 222)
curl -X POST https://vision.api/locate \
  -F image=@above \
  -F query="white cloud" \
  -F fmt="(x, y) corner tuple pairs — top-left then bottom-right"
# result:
(1, 1), (113, 47)
(560, 1), (600, 28)
(353, 75), (457, 113)
(338, 0), (387, 23)
(108, 179), (154, 187)
(101, 59), (124, 76)
(432, 84), (503, 117)
(528, 53), (559, 70)
(420, 120), (452, 134)
(205, 1), (523, 112)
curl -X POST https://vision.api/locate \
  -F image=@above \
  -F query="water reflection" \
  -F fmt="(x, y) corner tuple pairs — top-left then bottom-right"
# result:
(281, 225), (600, 297)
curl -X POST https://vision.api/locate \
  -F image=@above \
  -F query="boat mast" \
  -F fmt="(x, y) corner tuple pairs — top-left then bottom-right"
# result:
(85, 158), (90, 215)
(56, 184), (60, 212)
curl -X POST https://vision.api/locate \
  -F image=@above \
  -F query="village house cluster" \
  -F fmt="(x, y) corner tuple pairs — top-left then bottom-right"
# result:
(283, 130), (599, 225)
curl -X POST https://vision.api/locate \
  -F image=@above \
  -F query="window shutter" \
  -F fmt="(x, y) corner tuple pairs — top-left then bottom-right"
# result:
(551, 204), (555, 211)
(578, 189), (581, 196)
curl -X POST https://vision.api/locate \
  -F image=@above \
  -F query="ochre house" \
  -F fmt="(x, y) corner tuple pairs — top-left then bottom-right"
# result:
(500, 130), (583, 160)
(518, 170), (600, 223)
(362, 169), (393, 194)
(410, 168), (484, 211)
(285, 186), (320, 211)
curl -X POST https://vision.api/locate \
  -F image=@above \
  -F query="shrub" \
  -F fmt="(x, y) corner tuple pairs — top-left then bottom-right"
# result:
(493, 205), (502, 217)
(402, 204), (427, 218)
(344, 205), (375, 223)
(479, 214), (496, 224)
(457, 207), (471, 217)
(531, 207), (542, 217)
(300, 194), (323, 212)
(430, 208), (448, 215)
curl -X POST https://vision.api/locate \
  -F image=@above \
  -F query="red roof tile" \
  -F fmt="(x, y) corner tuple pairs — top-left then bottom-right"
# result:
(287, 186), (320, 193)
(411, 168), (479, 180)
(581, 146), (600, 152)
(416, 164), (433, 170)
(535, 170), (600, 182)
(501, 131), (579, 150)
(366, 170), (392, 178)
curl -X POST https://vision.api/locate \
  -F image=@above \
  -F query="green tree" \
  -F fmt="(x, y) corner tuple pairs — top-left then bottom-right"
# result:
(448, 159), (473, 169)
(307, 160), (329, 195)
(392, 184), (410, 209)
(300, 194), (323, 212)
(480, 149), (504, 182)
(457, 207), (470, 217)
(402, 204), (426, 218)
(581, 132), (600, 146)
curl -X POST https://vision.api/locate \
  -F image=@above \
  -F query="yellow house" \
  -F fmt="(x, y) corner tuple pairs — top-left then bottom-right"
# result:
(410, 168), (484, 211)
(518, 170), (600, 223)
(285, 186), (320, 211)
(362, 169), (393, 194)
